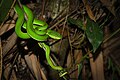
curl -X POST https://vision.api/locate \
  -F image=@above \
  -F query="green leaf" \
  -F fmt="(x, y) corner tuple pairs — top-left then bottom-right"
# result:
(85, 18), (103, 53)
(0, 0), (14, 25)
(78, 63), (83, 80)
(67, 18), (84, 30)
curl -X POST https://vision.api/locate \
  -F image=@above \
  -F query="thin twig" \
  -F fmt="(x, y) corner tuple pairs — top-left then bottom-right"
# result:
(49, 8), (77, 29)
(103, 27), (120, 43)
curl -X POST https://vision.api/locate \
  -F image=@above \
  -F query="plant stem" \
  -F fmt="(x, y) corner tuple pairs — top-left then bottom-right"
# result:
(103, 27), (120, 43)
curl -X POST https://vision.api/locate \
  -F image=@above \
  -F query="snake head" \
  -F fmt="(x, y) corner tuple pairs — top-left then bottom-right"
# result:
(47, 29), (62, 40)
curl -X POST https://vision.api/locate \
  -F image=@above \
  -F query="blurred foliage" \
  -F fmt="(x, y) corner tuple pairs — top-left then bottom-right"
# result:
(0, 0), (14, 25)
(68, 18), (103, 53)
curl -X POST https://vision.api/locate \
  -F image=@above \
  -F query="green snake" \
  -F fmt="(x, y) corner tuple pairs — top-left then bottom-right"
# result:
(14, 3), (64, 71)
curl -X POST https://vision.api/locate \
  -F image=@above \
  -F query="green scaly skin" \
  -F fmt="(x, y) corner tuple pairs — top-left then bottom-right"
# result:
(14, 4), (64, 71)
(38, 43), (63, 70)
(14, 4), (30, 39)
(22, 5), (49, 41)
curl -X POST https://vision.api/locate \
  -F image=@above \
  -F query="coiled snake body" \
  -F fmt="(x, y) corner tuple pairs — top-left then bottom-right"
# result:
(14, 4), (63, 70)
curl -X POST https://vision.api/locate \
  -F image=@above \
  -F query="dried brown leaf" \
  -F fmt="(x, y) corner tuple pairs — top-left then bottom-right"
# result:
(0, 38), (2, 79)
(89, 51), (104, 80)
(82, 0), (96, 21)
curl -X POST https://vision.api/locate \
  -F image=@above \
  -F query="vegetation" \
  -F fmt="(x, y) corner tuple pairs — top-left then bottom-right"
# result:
(0, 0), (120, 80)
